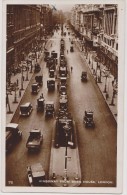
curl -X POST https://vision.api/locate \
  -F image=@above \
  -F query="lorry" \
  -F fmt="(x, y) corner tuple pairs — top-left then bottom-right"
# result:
(26, 129), (43, 151)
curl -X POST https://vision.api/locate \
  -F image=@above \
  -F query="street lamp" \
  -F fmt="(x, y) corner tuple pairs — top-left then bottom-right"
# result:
(6, 92), (13, 114)
(63, 122), (70, 187)
(21, 62), (24, 90)
(25, 60), (29, 81)
(103, 69), (110, 93)
(13, 82), (18, 103)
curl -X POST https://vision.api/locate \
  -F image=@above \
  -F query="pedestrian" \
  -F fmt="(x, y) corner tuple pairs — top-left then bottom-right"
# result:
(19, 89), (21, 97)
(16, 78), (19, 86)
(112, 80), (114, 86)
(106, 93), (109, 100)
(57, 83), (59, 91)
(40, 93), (43, 98)
(71, 66), (73, 72)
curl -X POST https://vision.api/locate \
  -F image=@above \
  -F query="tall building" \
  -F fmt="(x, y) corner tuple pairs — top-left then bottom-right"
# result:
(6, 4), (53, 81)
(70, 4), (118, 78)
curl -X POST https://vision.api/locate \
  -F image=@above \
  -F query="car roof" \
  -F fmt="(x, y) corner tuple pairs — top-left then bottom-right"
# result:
(6, 123), (18, 129)
(38, 98), (44, 101)
(30, 129), (41, 133)
(20, 102), (31, 107)
(46, 101), (54, 105)
(47, 78), (55, 81)
(59, 98), (67, 103)
(60, 77), (67, 80)
(32, 83), (38, 86)
(30, 163), (45, 177)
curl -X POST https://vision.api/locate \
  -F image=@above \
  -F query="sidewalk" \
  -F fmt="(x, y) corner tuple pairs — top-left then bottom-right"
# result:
(74, 38), (117, 123)
(6, 38), (53, 124)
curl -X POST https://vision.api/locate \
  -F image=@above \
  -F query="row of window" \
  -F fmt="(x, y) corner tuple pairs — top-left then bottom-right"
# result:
(103, 36), (118, 50)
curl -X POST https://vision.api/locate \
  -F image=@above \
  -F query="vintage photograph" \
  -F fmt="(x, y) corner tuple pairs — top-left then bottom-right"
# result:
(2, 0), (125, 193)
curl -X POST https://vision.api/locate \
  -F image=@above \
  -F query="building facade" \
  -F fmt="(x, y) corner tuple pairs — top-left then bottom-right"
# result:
(70, 4), (118, 78)
(7, 4), (53, 80)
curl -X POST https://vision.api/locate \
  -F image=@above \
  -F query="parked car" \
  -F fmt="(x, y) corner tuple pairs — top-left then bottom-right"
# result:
(26, 129), (43, 151)
(81, 71), (87, 82)
(83, 110), (95, 128)
(20, 102), (33, 116)
(27, 163), (46, 186)
(45, 101), (55, 117)
(31, 83), (40, 94)
(6, 123), (22, 152)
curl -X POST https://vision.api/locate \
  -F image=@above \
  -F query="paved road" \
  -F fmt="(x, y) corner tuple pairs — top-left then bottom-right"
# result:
(6, 28), (117, 187)
(64, 29), (117, 187)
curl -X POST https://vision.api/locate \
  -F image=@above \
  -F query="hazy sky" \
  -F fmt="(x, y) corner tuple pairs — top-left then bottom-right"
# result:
(52, 4), (74, 12)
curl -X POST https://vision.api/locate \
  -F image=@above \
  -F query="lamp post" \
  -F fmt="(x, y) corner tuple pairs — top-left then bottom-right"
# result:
(63, 122), (70, 187)
(6, 92), (13, 114)
(21, 62), (24, 90)
(103, 69), (110, 93)
(13, 82), (18, 103)
(25, 60), (29, 81)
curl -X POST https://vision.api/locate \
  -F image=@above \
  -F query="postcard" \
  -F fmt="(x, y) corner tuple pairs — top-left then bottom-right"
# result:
(1, 0), (125, 194)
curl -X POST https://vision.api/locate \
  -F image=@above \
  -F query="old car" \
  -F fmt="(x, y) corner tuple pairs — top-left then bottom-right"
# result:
(60, 77), (67, 86)
(81, 71), (87, 82)
(44, 51), (50, 62)
(37, 97), (45, 112)
(6, 123), (22, 152)
(59, 66), (68, 77)
(27, 163), (46, 186)
(59, 85), (67, 95)
(49, 69), (55, 78)
(26, 129), (43, 151)
(20, 102), (33, 116)
(70, 46), (74, 52)
(47, 78), (55, 91)
(59, 97), (68, 110)
(34, 63), (41, 73)
(83, 110), (95, 128)
(45, 101), (55, 117)
(31, 83), (40, 94)
(35, 75), (43, 86)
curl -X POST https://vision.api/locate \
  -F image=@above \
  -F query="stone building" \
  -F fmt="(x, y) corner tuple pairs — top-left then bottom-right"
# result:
(70, 4), (118, 78)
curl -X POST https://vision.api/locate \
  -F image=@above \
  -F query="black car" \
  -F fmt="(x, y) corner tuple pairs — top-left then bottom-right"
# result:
(47, 78), (55, 91)
(31, 83), (40, 94)
(34, 63), (41, 73)
(81, 71), (87, 81)
(20, 102), (33, 116)
(6, 123), (22, 152)
(83, 110), (95, 128)
(45, 101), (55, 117)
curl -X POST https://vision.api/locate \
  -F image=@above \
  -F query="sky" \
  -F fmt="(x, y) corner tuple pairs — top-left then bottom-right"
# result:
(52, 4), (74, 12)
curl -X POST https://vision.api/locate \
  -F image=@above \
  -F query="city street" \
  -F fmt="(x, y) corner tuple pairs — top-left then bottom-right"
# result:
(6, 28), (117, 187)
